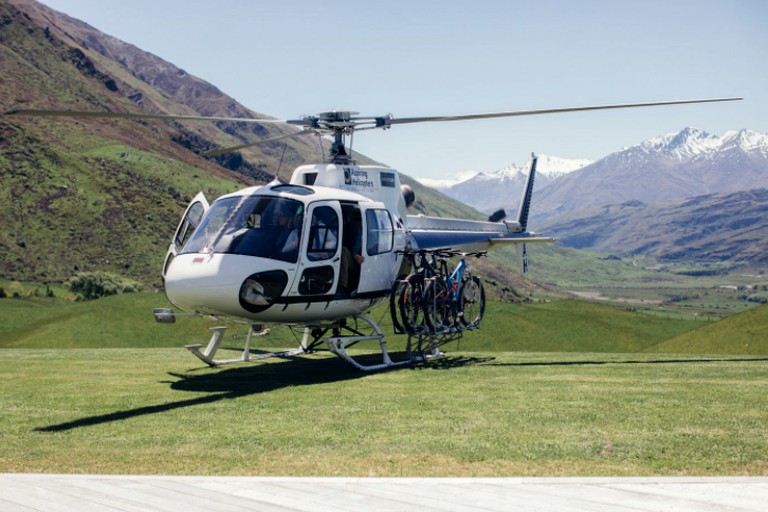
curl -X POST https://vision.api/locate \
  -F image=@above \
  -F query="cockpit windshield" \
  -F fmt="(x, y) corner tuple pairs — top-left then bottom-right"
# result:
(181, 195), (304, 263)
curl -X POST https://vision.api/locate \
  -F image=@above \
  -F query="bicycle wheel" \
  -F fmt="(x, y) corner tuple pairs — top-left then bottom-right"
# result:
(389, 276), (407, 334)
(398, 274), (427, 334)
(458, 275), (485, 328)
(425, 276), (455, 333)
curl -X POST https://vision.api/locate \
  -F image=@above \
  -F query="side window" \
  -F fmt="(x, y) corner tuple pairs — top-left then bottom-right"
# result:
(307, 206), (339, 261)
(365, 209), (394, 255)
(298, 266), (335, 295)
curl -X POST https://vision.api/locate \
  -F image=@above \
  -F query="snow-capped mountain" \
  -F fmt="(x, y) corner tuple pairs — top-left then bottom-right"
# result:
(640, 127), (768, 161)
(533, 128), (768, 221)
(418, 127), (768, 265)
(418, 155), (592, 214)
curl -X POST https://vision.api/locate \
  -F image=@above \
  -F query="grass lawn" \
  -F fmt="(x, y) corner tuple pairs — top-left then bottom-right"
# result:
(1, 348), (766, 476)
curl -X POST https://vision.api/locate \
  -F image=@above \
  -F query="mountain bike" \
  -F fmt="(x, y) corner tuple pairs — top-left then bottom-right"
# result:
(429, 251), (486, 331)
(395, 250), (486, 334)
(396, 250), (439, 334)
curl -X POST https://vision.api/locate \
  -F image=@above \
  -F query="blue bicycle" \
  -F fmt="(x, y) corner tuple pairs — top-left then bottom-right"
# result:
(395, 250), (486, 334)
(429, 251), (486, 331)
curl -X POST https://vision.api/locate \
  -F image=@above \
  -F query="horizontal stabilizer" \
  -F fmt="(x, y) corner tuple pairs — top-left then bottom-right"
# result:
(489, 236), (554, 245)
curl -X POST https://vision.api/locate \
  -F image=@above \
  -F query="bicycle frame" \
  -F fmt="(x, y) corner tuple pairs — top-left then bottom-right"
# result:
(392, 249), (486, 336)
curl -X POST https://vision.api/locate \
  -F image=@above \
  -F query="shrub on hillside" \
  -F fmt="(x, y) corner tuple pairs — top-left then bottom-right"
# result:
(68, 271), (143, 301)
(7, 282), (25, 298)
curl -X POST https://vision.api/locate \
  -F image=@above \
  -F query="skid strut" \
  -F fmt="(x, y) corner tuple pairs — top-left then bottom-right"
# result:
(185, 324), (302, 367)
(325, 313), (414, 371)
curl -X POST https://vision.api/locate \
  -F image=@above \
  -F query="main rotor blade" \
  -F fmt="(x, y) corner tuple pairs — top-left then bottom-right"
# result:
(200, 130), (311, 157)
(385, 97), (743, 126)
(3, 109), (296, 125)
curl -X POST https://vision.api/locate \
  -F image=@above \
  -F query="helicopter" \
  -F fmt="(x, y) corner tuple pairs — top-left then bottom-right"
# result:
(6, 97), (741, 370)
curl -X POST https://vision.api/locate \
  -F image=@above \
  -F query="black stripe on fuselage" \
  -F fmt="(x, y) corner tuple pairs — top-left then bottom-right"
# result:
(273, 288), (390, 306)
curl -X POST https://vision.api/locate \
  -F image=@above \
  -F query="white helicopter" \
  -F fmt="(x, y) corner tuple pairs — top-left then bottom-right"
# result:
(7, 97), (741, 370)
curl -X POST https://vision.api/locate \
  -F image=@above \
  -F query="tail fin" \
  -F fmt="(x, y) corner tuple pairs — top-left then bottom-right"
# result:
(516, 155), (538, 231)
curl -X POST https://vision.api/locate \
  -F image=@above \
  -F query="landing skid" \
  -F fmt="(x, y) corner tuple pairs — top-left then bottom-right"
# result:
(185, 325), (303, 366)
(182, 314), (461, 371)
(325, 313), (413, 371)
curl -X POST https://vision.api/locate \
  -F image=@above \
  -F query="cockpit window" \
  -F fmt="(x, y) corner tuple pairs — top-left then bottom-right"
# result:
(181, 195), (304, 263)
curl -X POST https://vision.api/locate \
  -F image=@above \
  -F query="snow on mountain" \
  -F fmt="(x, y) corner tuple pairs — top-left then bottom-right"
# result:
(416, 170), (482, 190)
(720, 129), (768, 154)
(417, 128), (768, 221)
(533, 128), (768, 221)
(640, 128), (768, 160)
(416, 154), (592, 213)
(642, 127), (722, 159)
(418, 155), (591, 190)
(535, 154), (594, 179)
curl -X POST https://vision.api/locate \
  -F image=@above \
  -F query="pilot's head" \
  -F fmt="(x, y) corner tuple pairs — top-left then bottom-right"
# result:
(278, 203), (299, 227)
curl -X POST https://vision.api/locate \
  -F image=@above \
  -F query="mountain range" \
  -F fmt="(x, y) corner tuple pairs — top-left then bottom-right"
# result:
(426, 127), (768, 267)
(539, 188), (768, 266)
(429, 128), (768, 221)
(533, 127), (768, 222)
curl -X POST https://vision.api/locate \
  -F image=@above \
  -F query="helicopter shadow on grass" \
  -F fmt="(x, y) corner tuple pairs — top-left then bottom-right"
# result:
(410, 354), (497, 370)
(35, 353), (366, 433)
(34, 352), (495, 432)
(34, 350), (492, 433)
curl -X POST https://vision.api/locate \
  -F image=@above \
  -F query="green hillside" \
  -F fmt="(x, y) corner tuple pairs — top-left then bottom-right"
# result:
(471, 300), (702, 353)
(0, 292), (214, 349)
(1, 1), (490, 290)
(647, 303), (768, 355)
(540, 190), (768, 269)
(3, 293), (735, 355)
(1, 138), (243, 287)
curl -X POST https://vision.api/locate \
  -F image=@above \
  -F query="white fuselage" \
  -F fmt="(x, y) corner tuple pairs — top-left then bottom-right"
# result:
(163, 165), (407, 324)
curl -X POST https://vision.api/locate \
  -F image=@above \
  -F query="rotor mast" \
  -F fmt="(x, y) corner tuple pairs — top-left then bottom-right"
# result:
(298, 110), (363, 164)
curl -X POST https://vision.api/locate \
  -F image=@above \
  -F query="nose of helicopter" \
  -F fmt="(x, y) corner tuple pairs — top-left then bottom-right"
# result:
(164, 254), (289, 318)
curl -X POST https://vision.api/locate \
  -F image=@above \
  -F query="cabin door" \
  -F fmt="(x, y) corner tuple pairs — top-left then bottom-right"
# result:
(163, 192), (209, 278)
(288, 201), (342, 297)
(356, 206), (404, 295)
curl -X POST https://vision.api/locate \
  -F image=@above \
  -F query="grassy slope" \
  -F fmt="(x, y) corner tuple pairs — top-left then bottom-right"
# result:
(4, 293), (755, 355)
(647, 304), (768, 355)
(473, 300), (702, 353)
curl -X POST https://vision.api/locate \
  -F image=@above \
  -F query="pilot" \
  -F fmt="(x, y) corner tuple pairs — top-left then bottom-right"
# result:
(272, 203), (300, 261)
(279, 212), (302, 259)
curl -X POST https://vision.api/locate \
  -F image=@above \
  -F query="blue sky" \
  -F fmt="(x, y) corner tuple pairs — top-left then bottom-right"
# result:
(40, 0), (766, 179)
